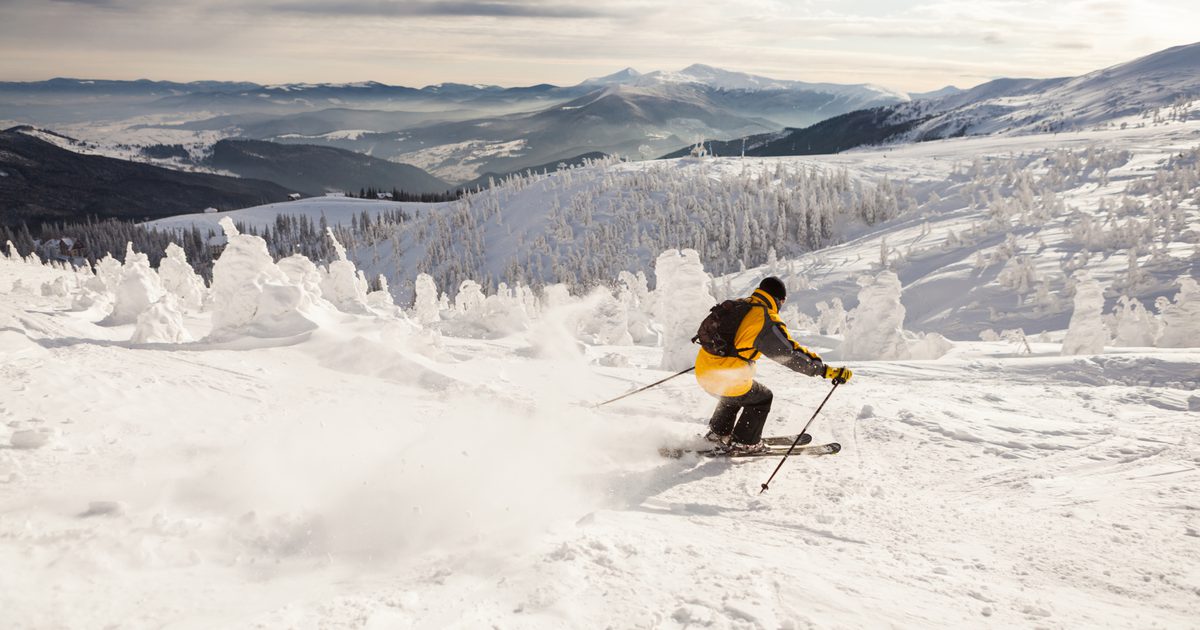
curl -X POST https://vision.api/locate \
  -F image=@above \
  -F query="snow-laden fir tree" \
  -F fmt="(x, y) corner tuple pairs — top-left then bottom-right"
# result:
(278, 254), (324, 299)
(815, 298), (847, 336)
(131, 295), (193, 344)
(412, 273), (440, 325)
(1108, 296), (1159, 347)
(617, 270), (656, 345)
(320, 228), (370, 314)
(209, 218), (320, 338)
(839, 271), (909, 360)
(157, 243), (206, 311)
(1061, 271), (1108, 355)
(654, 249), (713, 370)
(1156, 277), (1200, 347)
(104, 243), (165, 326)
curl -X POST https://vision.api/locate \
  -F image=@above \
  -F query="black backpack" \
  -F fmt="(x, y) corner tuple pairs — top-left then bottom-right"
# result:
(692, 300), (758, 359)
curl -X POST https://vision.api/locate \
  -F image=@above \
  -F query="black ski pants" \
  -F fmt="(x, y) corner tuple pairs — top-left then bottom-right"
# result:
(708, 380), (773, 445)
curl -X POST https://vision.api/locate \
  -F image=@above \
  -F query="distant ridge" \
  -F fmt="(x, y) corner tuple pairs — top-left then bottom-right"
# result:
(660, 41), (1200, 158)
(208, 139), (453, 196)
(0, 128), (291, 227)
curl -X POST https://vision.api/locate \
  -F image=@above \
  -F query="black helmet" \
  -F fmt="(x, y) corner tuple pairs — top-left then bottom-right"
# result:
(758, 276), (786, 303)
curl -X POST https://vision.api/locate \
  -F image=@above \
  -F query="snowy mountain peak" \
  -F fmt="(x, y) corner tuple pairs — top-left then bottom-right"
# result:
(581, 63), (911, 103)
(582, 67), (643, 85)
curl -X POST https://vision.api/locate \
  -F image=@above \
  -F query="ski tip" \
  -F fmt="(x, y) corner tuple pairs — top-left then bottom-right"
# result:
(829, 442), (842, 454)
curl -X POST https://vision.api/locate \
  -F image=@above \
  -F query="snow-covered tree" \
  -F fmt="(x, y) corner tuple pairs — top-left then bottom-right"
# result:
(454, 279), (486, 314)
(839, 271), (909, 360)
(320, 228), (370, 314)
(278, 254), (324, 299)
(209, 218), (320, 338)
(1157, 277), (1200, 347)
(617, 270), (656, 345)
(104, 243), (165, 325)
(131, 295), (192, 344)
(654, 249), (714, 370)
(815, 298), (847, 336)
(1108, 296), (1158, 347)
(412, 273), (441, 325)
(1061, 271), (1108, 355)
(157, 243), (206, 311)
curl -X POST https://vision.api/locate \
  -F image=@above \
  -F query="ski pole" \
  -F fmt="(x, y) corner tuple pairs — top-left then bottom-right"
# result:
(759, 380), (841, 494)
(593, 366), (694, 408)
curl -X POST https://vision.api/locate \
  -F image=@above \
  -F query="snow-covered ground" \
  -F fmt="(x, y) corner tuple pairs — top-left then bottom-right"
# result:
(3, 247), (1199, 628)
(4, 119), (1200, 628)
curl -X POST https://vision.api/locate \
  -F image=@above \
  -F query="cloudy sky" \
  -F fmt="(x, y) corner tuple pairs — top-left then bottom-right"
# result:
(0, 0), (1195, 92)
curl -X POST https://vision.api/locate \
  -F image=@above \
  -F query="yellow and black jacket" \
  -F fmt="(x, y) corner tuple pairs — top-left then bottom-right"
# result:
(694, 288), (824, 397)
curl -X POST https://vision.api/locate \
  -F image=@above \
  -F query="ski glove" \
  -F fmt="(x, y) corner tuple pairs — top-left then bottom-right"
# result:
(824, 365), (853, 384)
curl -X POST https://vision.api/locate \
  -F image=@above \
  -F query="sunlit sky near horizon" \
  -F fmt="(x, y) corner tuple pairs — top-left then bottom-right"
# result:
(0, 0), (1196, 93)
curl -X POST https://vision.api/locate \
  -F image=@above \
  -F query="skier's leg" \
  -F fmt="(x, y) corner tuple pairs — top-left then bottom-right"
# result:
(707, 396), (740, 438)
(730, 381), (773, 445)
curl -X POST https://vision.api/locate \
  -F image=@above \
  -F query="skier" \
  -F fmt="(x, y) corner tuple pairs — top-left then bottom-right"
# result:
(693, 276), (852, 453)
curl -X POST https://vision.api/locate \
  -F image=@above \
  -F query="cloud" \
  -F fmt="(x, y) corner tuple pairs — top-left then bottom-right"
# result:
(1052, 41), (1093, 50)
(266, 0), (613, 19)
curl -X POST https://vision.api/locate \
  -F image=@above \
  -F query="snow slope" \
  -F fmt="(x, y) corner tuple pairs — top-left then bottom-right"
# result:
(1, 241), (1198, 629)
(892, 42), (1200, 140)
(149, 120), (1200, 341)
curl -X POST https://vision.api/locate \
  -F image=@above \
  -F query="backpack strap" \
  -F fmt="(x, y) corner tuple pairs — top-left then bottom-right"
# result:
(729, 302), (768, 362)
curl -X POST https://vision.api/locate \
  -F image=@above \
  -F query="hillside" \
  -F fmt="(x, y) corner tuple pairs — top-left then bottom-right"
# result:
(660, 107), (931, 158)
(0, 128), (293, 227)
(148, 116), (1200, 347)
(669, 42), (1200, 159)
(208, 138), (453, 196)
(269, 84), (779, 182)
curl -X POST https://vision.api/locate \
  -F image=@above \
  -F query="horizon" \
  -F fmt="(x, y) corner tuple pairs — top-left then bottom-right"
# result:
(2, 64), (973, 93)
(0, 1), (1196, 94)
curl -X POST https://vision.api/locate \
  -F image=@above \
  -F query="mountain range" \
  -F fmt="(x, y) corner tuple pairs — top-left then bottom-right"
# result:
(672, 43), (1200, 158)
(1, 44), (1196, 226)
(0, 65), (916, 183)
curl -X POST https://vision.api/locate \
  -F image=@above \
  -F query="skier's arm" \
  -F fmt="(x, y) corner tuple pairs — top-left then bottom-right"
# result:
(755, 313), (825, 377)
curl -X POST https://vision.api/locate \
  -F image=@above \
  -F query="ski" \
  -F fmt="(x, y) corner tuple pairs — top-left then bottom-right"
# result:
(763, 433), (813, 447)
(659, 442), (840, 459)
